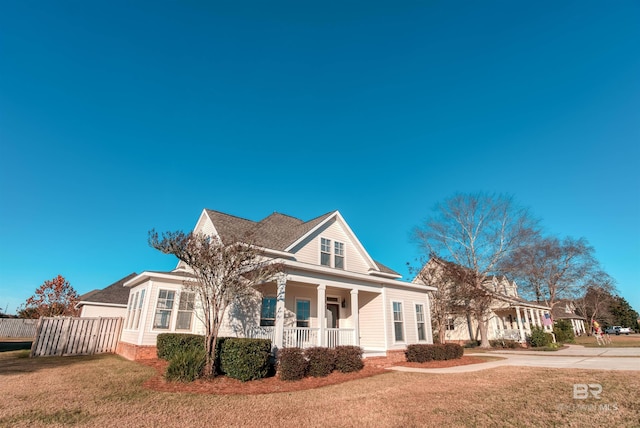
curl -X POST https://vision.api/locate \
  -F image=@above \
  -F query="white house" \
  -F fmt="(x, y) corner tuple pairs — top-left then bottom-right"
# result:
(76, 273), (137, 318)
(414, 258), (553, 345)
(117, 209), (437, 360)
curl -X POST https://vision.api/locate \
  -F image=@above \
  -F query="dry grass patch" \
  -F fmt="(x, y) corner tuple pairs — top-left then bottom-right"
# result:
(574, 334), (640, 347)
(0, 354), (639, 427)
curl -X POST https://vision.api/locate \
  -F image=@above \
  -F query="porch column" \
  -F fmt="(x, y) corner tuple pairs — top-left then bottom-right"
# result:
(317, 284), (326, 346)
(515, 306), (525, 342)
(523, 307), (531, 334)
(274, 275), (287, 349)
(535, 310), (542, 328)
(350, 289), (359, 346)
(528, 308), (537, 328)
(580, 320), (586, 335)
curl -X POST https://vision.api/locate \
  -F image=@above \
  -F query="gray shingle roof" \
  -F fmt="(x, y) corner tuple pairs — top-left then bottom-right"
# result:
(78, 273), (137, 306)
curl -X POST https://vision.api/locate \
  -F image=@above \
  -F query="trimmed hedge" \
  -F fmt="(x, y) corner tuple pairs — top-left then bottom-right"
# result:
(157, 333), (205, 360)
(553, 319), (575, 344)
(405, 343), (464, 362)
(220, 338), (272, 382)
(490, 339), (520, 349)
(527, 326), (552, 348)
(304, 347), (336, 377)
(165, 347), (206, 382)
(334, 346), (364, 373)
(278, 347), (308, 381)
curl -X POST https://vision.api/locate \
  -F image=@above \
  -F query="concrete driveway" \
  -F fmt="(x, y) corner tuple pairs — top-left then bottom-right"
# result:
(388, 345), (640, 373)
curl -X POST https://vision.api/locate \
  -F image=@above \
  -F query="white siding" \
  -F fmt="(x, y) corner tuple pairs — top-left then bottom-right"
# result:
(291, 218), (373, 275)
(384, 286), (432, 350)
(358, 291), (385, 350)
(80, 305), (127, 318)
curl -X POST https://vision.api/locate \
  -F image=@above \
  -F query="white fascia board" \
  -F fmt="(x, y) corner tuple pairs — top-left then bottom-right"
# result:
(284, 211), (338, 251)
(368, 268), (402, 279)
(75, 302), (127, 309)
(124, 271), (192, 288)
(281, 259), (437, 292)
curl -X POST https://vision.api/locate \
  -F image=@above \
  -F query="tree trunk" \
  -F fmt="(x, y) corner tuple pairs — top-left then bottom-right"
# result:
(477, 316), (490, 348)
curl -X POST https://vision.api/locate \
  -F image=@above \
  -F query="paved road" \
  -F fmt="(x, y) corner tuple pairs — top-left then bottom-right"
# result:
(388, 345), (640, 373)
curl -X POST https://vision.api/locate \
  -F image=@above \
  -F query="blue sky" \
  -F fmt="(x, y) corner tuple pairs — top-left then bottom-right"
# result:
(1, 1), (638, 315)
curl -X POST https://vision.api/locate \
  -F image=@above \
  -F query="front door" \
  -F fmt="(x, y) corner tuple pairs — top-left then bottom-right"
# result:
(326, 303), (340, 328)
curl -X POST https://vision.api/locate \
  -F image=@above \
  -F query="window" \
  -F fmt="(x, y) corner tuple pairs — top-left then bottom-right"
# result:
(134, 289), (145, 329)
(334, 241), (344, 269)
(260, 296), (277, 326)
(415, 304), (426, 341)
(321, 238), (331, 266)
(128, 292), (139, 329)
(176, 291), (195, 330)
(153, 289), (175, 329)
(445, 317), (455, 331)
(296, 299), (310, 327)
(393, 301), (404, 341)
(126, 293), (135, 329)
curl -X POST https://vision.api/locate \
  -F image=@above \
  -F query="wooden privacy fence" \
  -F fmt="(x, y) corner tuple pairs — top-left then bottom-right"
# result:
(0, 318), (37, 338)
(31, 317), (123, 357)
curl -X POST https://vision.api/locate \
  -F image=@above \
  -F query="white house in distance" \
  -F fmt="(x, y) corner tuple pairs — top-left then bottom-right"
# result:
(76, 273), (137, 318)
(116, 209), (436, 360)
(414, 258), (553, 345)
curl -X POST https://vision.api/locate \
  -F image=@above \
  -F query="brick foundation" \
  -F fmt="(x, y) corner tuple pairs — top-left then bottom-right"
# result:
(116, 342), (158, 361)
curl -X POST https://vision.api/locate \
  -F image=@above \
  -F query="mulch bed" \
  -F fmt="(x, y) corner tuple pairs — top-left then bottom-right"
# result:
(139, 355), (489, 395)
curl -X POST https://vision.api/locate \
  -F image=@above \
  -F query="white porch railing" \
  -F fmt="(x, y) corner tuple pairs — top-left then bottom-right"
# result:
(247, 327), (355, 348)
(326, 328), (355, 347)
(495, 329), (522, 342)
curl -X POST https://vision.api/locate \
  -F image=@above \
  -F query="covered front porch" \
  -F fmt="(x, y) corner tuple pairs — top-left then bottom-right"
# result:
(492, 304), (554, 343)
(246, 274), (383, 350)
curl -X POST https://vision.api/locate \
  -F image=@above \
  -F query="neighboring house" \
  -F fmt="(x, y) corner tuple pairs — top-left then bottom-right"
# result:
(117, 209), (436, 360)
(76, 273), (138, 318)
(551, 300), (587, 336)
(414, 258), (553, 344)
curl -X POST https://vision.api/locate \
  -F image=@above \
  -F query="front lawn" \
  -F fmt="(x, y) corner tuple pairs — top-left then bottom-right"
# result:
(574, 333), (640, 348)
(1, 353), (638, 427)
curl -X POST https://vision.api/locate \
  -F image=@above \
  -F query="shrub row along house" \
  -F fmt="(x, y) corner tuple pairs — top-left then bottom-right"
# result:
(80, 208), (437, 360)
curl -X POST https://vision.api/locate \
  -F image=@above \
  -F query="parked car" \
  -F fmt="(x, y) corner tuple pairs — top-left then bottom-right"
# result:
(604, 326), (631, 335)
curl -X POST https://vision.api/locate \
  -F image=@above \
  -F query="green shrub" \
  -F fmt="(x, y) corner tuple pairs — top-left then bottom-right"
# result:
(553, 320), (575, 344)
(527, 326), (552, 347)
(219, 338), (272, 382)
(490, 339), (520, 349)
(304, 347), (336, 377)
(334, 346), (364, 373)
(157, 333), (205, 360)
(278, 347), (308, 381)
(406, 343), (464, 362)
(165, 347), (206, 382)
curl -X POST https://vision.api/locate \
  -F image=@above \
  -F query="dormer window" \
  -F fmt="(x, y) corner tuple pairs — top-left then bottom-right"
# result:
(320, 237), (345, 269)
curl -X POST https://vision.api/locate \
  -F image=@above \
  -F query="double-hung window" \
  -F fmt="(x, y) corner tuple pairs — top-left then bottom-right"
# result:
(134, 289), (145, 329)
(321, 238), (331, 266)
(415, 303), (426, 341)
(296, 299), (311, 327)
(393, 301), (404, 342)
(260, 296), (277, 326)
(334, 241), (344, 269)
(446, 317), (455, 331)
(153, 289), (175, 330)
(176, 291), (195, 330)
(126, 294), (135, 329)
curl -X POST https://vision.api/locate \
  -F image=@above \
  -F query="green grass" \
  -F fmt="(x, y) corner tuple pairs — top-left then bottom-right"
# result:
(574, 334), (640, 348)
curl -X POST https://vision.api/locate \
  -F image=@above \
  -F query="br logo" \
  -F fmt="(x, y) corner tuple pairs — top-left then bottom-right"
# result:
(573, 383), (602, 400)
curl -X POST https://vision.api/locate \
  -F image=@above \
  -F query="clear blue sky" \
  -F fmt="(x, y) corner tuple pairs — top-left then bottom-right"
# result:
(1, 1), (638, 315)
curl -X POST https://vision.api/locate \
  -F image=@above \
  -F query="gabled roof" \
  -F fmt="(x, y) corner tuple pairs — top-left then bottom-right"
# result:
(77, 273), (138, 307)
(551, 300), (585, 320)
(202, 209), (400, 276)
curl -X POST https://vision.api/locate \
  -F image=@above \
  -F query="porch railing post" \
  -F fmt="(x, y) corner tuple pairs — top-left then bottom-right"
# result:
(317, 284), (326, 347)
(350, 289), (359, 346)
(515, 306), (525, 342)
(274, 275), (287, 349)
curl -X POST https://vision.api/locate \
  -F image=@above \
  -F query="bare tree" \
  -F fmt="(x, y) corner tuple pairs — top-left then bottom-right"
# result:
(413, 193), (538, 348)
(574, 272), (617, 333)
(149, 230), (282, 377)
(500, 236), (598, 306)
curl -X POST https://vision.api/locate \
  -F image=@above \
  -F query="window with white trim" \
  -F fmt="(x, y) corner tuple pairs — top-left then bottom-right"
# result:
(415, 303), (426, 341)
(153, 289), (175, 330)
(176, 291), (195, 330)
(260, 296), (276, 326)
(334, 241), (344, 269)
(393, 301), (404, 341)
(321, 238), (331, 266)
(445, 317), (455, 331)
(126, 293), (135, 329)
(296, 299), (310, 327)
(133, 289), (145, 329)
